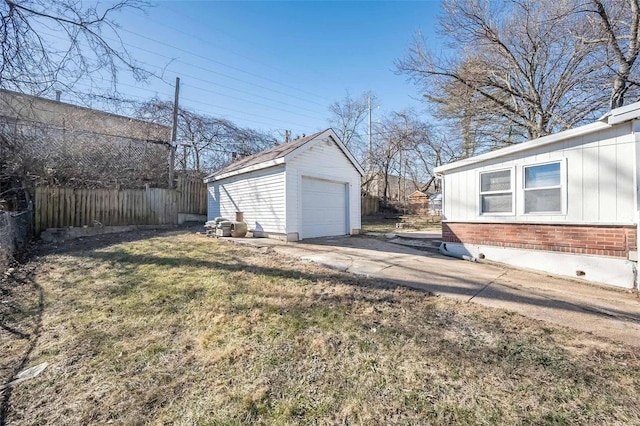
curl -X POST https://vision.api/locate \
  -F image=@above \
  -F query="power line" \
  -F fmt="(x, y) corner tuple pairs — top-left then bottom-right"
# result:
(164, 58), (328, 108)
(151, 3), (334, 104)
(180, 95), (310, 129)
(118, 27), (332, 104)
(179, 81), (321, 120)
(159, 72), (325, 115)
(39, 29), (330, 113)
(65, 79), (312, 134)
(140, 14), (294, 78)
(33, 30), (329, 133)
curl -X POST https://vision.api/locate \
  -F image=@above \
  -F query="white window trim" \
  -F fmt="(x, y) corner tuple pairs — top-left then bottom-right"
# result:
(520, 159), (567, 216)
(478, 167), (515, 216)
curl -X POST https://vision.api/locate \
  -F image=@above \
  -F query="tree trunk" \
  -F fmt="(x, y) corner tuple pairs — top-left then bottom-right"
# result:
(611, 61), (631, 109)
(461, 108), (474, 158)
(194, 148), (201, 172)
(383, 167), (390, 205)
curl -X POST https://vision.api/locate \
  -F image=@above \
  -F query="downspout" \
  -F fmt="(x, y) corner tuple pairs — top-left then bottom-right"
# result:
(436, 172), (445, 219)
(634, 119), (640, 291)
(439, 242), (478, 262)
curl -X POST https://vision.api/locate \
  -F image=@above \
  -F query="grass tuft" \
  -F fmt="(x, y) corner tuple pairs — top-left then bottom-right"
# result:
(3, 231), (640, 424)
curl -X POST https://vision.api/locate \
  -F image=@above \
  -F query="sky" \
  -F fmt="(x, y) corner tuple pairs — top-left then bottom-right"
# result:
(66, 1), (444, 140)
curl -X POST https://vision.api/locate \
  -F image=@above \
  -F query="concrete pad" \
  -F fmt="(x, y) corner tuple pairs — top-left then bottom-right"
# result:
(393, 230), (442, 239)
(232, 235), (640, 348)
(472, 282), (640, 347)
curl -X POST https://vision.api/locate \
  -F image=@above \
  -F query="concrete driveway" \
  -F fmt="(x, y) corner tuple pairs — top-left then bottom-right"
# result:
(234, 234), (640, 348)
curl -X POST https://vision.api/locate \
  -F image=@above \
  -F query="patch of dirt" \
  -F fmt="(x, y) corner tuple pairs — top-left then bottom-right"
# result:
(34, 224), (204, 257)
(0, 259), (42, 423)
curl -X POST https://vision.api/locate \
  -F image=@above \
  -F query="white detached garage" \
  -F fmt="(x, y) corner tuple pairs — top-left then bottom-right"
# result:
(204, 129), (363, 241)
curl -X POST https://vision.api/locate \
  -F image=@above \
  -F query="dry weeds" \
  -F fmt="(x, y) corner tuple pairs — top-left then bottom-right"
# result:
(362, 215), (441, 233)
(2, 232), (640, 424)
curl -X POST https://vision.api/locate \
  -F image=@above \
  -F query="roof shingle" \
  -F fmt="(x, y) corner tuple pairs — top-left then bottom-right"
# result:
(204, 129), (327, 180)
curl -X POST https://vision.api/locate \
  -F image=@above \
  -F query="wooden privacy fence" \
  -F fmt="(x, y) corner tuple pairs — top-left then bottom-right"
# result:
(35, 187), (178, 234)
(361, 195), (379, 216)
(35, 180), (208, 234)
(176, 176), (207, 216)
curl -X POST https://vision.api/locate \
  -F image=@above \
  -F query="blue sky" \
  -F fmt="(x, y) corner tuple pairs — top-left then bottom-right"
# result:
(76, 1), (444, 139)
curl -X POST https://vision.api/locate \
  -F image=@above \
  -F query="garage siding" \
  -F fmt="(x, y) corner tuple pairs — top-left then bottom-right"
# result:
(207, 166), (286, 234)
(286, 137), (361, 238)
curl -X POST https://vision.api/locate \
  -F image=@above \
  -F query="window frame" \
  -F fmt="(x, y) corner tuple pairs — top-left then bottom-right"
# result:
(521, 159), (567, 216)
(478, 167), (515, 216)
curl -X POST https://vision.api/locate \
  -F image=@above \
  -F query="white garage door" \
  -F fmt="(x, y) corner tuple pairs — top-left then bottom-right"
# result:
(301, 177), (347, 239)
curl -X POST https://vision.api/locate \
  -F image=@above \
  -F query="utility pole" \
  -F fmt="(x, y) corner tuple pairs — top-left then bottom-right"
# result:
(368, 96), (372, 155)
(169, 77), (180, 189)
(398, 149), (403, 206)
(404, 158), (408, 207)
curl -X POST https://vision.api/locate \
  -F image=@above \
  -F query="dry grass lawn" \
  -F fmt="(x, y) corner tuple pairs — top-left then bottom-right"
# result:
(362, 215), (441, 234)
(2, 230), (640, 424)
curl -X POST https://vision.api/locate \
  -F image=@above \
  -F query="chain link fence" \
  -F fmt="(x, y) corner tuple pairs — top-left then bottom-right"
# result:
(0, 90), (172, 272)
(0, 208), (33, 271)
(0, 117), (170, 189)
(0, 90), (172, 190)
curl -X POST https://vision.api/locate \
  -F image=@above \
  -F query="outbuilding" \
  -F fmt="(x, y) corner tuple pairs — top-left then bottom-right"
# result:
(435, 101), (640, 289)
(407, 191), (430, 215)
(204, 129), (363, 241)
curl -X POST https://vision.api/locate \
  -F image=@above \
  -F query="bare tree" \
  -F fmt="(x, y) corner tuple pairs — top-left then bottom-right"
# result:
(398, 0), (608, 143)
(425, 65), (525, 157)
(137, 99), (275, 174)
(405, 124), (461, 193)
(581, 0), (640, 109)
(370, 111), (430, 205)
(0, 0), (150, 97)
(372, 118), (402, 205)
(328, 91), (374, 149)
(328, 91), (378, 196)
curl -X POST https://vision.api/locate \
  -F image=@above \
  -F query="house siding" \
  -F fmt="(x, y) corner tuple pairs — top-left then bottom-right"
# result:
(286, 137), (361, 236)
(436, 118), (640, 288)
(207, 166), (286, 234)
(442, 123), (636, 224)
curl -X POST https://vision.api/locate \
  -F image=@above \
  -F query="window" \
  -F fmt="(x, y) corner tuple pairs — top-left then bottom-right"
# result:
(523, 162), (562, 214)
(480, 169), (513, 214)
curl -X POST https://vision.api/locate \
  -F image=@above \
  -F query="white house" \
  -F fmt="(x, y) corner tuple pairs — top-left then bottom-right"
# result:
(434, 102), (640, 289)
(204, 129), (363, 241)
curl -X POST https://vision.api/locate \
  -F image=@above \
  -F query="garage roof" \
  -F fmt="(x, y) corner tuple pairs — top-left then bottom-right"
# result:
(203, 128), (363, 183)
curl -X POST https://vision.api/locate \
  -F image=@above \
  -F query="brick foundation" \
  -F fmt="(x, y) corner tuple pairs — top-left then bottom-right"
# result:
(442, 222), (637, 258)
